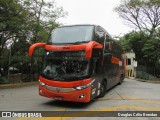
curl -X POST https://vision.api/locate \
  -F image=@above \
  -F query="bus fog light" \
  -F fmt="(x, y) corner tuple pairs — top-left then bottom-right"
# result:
(78, 94), (86, 99)
(39, 89), (43, 93)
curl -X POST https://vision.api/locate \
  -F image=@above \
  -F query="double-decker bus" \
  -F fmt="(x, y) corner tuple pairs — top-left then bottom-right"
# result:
(29, 24), (125, 103)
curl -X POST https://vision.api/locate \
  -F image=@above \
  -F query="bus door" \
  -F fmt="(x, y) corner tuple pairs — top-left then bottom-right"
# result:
(90, 50), (104, 98)
(103, 53), (115, 89)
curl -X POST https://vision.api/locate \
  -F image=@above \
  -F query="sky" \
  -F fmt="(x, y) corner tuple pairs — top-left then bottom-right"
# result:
(55, 0), (133, 37)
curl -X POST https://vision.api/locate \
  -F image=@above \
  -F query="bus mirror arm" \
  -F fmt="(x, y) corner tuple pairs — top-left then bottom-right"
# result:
(85, 41), (103, 59)
(28, 41), (102, 58)
(28, 42), (46, 57)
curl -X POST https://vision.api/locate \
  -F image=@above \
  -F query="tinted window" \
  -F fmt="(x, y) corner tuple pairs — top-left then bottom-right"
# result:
(126, 58), (131, 65)
(48, 26), (94, 44)
(113, 41), (123, 59)
(105, 39), (112, 52)
(41, 51), (89, 81)
(95, 26), (105, 44)
(106, 40), (122, 59)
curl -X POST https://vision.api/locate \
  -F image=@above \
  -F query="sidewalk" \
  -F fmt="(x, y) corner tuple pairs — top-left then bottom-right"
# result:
(126, 77), (160, 84)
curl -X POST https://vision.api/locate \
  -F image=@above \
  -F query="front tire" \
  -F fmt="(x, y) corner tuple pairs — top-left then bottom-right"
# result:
(98, 81), (106, 98)
(118, 75), (123, 85)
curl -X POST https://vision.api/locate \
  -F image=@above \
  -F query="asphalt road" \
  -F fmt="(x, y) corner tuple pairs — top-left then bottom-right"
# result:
(0, 78), (160, 120)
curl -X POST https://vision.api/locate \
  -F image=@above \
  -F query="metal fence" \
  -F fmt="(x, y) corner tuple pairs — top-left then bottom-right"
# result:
(0, 57), (41, 84)
(136, 65), (160, 80)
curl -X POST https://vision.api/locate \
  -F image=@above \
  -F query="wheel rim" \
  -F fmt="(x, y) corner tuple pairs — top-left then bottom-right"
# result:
(101, 83), (105, 93)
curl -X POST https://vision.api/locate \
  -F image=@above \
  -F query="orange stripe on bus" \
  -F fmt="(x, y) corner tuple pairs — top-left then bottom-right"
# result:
(111, 56), (120, 65)
(39, 76), (92, 88)
(44, 41), (103, 59)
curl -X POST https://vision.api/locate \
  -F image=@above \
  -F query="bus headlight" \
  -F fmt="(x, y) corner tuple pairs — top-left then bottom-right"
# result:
(75, 79), (95, 90)
(75, 85), (88, 90)
(39, 80), (45, 86)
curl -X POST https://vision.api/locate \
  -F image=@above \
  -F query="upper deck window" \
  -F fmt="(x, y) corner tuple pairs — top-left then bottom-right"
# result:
(95, 26), (105, 45)
(48, 25), (94, 44)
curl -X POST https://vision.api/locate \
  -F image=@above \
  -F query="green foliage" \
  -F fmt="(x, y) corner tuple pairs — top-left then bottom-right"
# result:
(22, 0), (67, 43)
(119, 29), (160, 65)
(0, 0), (30, 32)
(0, 77), (9, 84)
(0, 0), (67, 77)
(142, 36), (160, 64)
(116, 0), (160, 65)
(115, 0), (160, 38)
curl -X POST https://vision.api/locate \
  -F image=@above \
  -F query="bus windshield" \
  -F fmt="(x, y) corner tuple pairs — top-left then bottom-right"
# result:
(48, 25), (94, 44)
(41, 51), (90, 81)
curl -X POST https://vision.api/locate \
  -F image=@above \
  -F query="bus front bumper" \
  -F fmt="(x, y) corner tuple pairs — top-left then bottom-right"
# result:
(39, 85), (91, 103)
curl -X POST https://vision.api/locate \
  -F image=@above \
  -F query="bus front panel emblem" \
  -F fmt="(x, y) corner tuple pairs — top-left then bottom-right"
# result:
(56, 88), (60, 92)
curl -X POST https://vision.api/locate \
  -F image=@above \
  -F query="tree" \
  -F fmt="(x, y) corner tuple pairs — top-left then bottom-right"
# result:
(22, 0), (68, 43)
(20, 0), (67, 81)
(118, 31), (147, 64)
(115, 0), (160, 38)
(0, 0), (29, 55)
(0, 0), (67, 78)
(142, 28), (160, 64)
(0, 0), (31, 76)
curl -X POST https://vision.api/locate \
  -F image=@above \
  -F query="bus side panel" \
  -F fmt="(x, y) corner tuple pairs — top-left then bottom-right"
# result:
(111, 56), (121, 85)
(90, 76), (103, 100)
(103, 54), (115, 89)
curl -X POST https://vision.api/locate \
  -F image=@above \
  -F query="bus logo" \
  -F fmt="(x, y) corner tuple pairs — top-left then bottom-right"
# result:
(56, 88), (60, 92)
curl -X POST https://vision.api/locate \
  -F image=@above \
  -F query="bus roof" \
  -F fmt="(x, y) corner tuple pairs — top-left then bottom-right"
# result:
(58, 24), (112, 38)
(58, 24), (95, 28)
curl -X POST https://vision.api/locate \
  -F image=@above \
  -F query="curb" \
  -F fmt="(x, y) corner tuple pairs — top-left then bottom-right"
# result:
(126, 78), (160, 84)
(0, 82), (38, 89)
(137, 79), (160, 84)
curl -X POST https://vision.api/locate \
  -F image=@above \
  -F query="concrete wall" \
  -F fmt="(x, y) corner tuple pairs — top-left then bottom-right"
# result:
(125, 52), (137, 78)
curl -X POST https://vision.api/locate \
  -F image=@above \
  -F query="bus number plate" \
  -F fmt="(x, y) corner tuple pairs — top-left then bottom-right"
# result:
(54, 96), (63, 100)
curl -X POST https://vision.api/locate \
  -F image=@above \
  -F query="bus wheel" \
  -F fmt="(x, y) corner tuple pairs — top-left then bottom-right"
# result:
(118, 75), (123, 85)
(98, 81), (106, 98)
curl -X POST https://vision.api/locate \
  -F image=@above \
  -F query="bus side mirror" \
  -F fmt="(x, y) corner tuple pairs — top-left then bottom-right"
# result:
(28, 43), (46, 57)
(105, 42), (112, 50)
(105, 42), (109, 50)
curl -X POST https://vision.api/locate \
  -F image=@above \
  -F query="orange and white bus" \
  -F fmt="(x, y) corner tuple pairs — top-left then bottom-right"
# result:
(29, 25), (125, 102)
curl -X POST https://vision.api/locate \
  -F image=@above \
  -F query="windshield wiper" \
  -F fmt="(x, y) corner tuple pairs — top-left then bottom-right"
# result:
(70, 41), (89, 44)
(54, 77), (64, 80)
(49, 41), (89, 45)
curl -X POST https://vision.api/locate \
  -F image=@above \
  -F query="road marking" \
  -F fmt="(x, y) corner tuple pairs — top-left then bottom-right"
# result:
(95, 96), (121, 101)
(22, 105), (160, 120)
(95, 95), (160, 105)
(61, 105), (160, 118)
(16, 96), (160, 120)
(121, 96), (160, 105)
